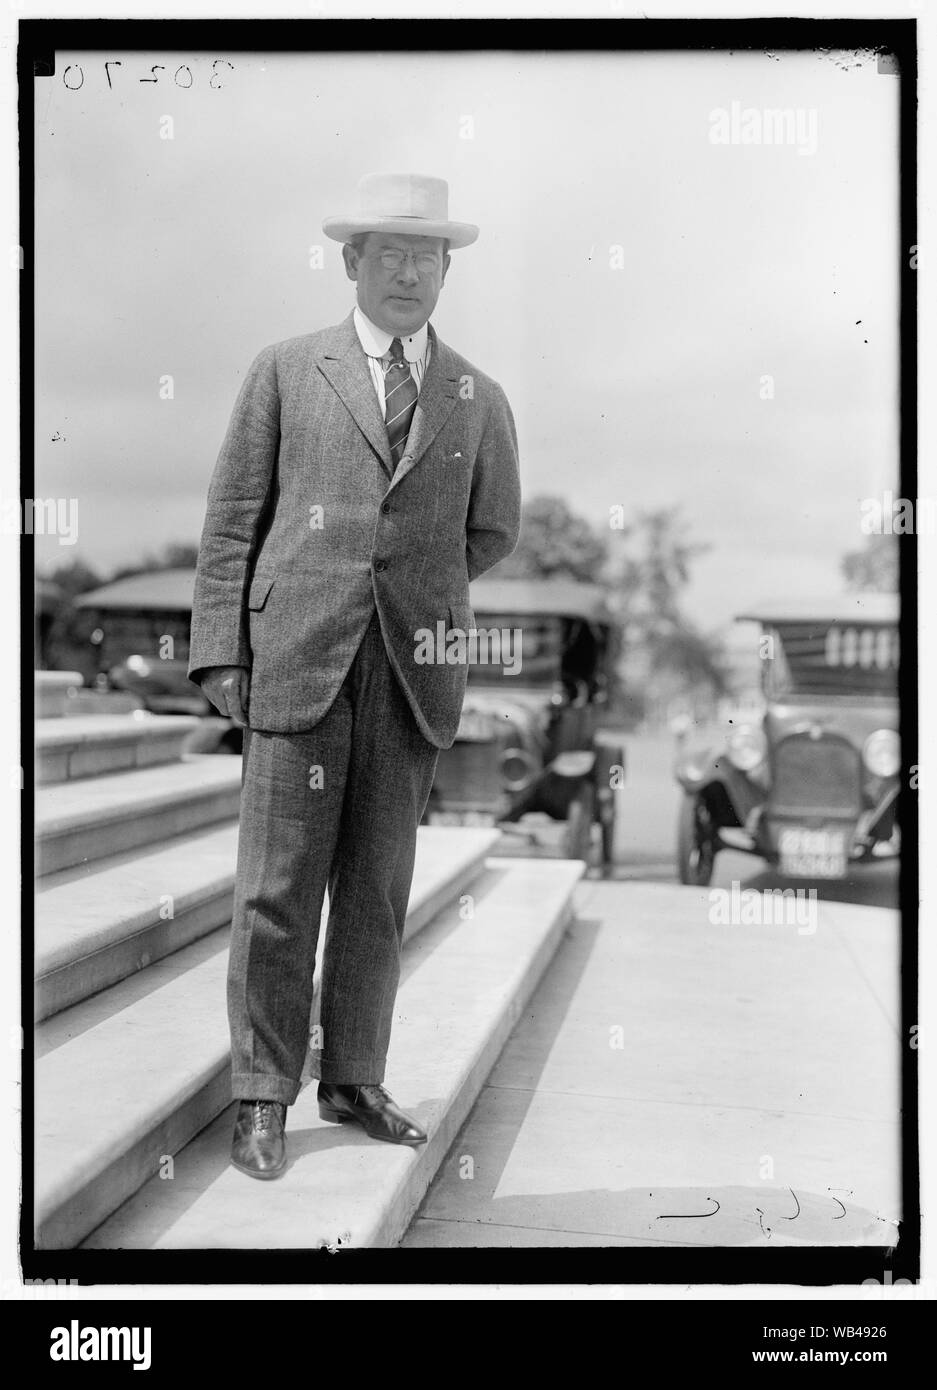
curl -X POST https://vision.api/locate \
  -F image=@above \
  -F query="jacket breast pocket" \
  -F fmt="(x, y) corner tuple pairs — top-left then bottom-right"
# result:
(248, 574), (276, 611)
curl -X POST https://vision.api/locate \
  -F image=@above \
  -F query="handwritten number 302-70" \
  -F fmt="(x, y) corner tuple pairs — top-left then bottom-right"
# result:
(62, 59), (235, 90)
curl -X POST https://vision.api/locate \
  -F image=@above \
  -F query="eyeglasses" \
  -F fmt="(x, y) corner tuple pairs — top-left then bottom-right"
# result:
(376, 249), (443, 274)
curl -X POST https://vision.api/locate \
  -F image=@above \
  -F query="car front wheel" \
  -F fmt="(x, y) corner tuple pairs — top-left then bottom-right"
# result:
(676, 792), (718, 886)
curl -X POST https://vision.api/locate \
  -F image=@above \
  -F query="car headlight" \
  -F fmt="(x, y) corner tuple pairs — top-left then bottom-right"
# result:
(726, 724), (768, 773)
(863, 728), (900, 778)
(500, 747), (539, 792)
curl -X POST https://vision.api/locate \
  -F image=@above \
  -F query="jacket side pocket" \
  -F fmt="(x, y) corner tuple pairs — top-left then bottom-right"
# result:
(449, 601), (476, 632)
(248, 574), (276, 611)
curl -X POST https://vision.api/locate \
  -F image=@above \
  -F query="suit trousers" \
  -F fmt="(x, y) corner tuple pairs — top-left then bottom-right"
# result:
(227, 606), (440, 1105)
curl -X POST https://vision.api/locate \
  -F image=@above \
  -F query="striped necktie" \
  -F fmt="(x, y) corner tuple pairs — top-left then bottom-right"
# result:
(383, 337), (419, 472)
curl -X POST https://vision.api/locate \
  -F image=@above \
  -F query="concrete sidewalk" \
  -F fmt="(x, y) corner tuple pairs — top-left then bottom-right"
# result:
(402, 878), (901, 1247)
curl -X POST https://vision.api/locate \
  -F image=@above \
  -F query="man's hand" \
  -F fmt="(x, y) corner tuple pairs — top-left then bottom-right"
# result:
(200, 665), (251, 726)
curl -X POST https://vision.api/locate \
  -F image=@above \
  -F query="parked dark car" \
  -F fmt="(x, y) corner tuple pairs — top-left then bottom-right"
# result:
(674, 596), (900, 885)
(423, 577), (627, 870)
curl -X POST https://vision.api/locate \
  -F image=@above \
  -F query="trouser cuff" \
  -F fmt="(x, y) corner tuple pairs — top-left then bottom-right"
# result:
(231, 1072), (301, 1106)
(309, 1054), (387, 1085)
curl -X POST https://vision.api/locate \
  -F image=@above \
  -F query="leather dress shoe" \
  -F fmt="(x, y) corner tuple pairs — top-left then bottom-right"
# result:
(231, 1099), (287, 1179)
(318, 1082), (427, 1146)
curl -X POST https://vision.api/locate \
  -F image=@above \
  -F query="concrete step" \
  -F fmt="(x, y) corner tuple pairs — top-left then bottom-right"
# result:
(81, 857), (584, 1251)
(63, 690), (146, 717)
(35, 824), (498, 1022)
(35, 823), (240, 1021)
(34, 828), (502, 1249)
(36, 713), (201, 785)
(35, 755), (244, 876)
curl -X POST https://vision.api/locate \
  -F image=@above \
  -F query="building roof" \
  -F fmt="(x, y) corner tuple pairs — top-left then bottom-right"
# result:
(736, 594), (899, 625)
(74, 568), (616, 624)
(470, 577), (613, 623)
(74, 568), (197, 612)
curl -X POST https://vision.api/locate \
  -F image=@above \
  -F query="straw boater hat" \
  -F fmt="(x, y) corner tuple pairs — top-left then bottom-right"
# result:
(322, 173), (479, 249)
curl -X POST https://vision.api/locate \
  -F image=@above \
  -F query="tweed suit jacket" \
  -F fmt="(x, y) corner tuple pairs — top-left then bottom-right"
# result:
(187, 310), (521, 749)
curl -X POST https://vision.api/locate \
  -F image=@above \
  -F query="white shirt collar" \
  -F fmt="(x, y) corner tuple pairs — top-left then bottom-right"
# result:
(353, 304), (428, 363)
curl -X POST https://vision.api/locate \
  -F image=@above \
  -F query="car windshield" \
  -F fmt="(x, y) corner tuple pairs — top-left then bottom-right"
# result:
(464, 614), (609, 691)
(465, 614), (562, 685)
(764, 620), (899, 698)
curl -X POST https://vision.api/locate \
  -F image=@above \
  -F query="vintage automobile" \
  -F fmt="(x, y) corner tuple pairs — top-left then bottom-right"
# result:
(674, 595), (900, 885)
(422, 577), (627, 870)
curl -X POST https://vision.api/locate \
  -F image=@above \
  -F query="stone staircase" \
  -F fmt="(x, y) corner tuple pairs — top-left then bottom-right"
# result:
(34, 712), (585, 1250)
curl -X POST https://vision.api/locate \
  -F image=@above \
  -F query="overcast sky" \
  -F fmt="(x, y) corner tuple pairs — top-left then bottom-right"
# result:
(34, 45), (900, 628)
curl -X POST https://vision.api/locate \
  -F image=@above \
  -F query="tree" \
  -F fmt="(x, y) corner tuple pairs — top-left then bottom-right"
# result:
(609, 507), (724, 721)
(492, 495), (608, 583)
(480, 495), (724, 723)
(43, 557), (105, 599)
(646, 625), (728, 695)
(841, 532), (898, 592)
(612, 506), (710, 628)
(111, 540), (200, 582)
(160, 541), (200, 569)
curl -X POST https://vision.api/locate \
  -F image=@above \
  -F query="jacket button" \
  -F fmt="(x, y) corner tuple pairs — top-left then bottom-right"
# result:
(381, 502), (391, 514)
(374, 559), (387, 572)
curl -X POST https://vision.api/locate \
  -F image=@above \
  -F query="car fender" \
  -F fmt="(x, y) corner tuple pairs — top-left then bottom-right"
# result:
(514, 749), (596, 821)
(674, 741), (757, 829)
(673, 740), (720, 793)
(549, 749), (597, 782)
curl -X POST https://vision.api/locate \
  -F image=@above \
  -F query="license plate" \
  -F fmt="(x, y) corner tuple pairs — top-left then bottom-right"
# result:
(428, 810), (497, 828)
(778, 827), (848, 879)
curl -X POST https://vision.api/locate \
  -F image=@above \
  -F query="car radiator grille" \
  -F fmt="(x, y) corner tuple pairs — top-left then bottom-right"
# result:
(768, 735), (862, 819)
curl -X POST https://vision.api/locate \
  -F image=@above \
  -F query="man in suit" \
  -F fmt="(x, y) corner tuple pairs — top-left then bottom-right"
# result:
(188, 173), (521, 1178)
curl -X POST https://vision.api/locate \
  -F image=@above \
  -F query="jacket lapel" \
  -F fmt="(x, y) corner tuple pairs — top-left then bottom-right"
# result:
(389, 324), (461, 489)
(317, 311), (394, 477)
(316, 314), (461, 486)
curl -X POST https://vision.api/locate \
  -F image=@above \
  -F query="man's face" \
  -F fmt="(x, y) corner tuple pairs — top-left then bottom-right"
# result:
(343, 232), (450, 337)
